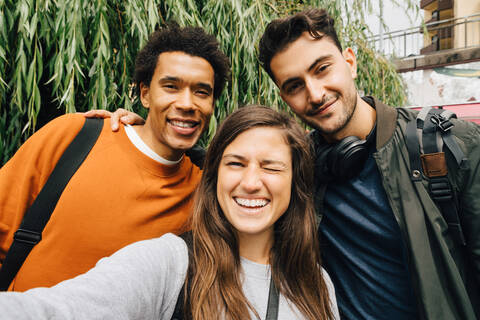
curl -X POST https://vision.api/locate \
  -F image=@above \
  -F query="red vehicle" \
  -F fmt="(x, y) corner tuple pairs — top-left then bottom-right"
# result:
(409, 102), (480, 124)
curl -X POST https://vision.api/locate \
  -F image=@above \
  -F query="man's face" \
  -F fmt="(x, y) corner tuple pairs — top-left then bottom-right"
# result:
(140, 51), (215, 160)
(270, 32), (359, 137)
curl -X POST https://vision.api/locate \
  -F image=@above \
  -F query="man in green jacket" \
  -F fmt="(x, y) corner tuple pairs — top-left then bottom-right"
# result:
(258, 8), (479, 320)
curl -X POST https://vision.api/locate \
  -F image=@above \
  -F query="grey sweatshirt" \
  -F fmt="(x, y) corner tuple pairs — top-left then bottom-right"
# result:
(0, 233), (339, 319)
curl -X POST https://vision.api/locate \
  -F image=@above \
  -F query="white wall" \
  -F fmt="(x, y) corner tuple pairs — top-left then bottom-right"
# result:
(402, 61), (480, 106)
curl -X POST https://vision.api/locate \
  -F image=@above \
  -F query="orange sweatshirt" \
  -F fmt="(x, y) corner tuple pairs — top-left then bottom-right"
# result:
(0, 114), (202, 291)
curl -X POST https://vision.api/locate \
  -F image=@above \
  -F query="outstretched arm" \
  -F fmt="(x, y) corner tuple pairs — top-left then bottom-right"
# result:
(0, 234), (187, 320)
(83, 108), (145, 131)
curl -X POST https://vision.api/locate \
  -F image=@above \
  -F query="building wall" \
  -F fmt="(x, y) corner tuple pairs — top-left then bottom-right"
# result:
(455, 0), (480, 18)
(423, 8), (433, 46)
(422, 0), (480, 50)
(454, 0), (480, 48)
(401, 61), (480, 107)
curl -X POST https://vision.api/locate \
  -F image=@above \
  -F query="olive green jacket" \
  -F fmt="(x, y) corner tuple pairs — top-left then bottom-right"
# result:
(315, 98), (480, 320)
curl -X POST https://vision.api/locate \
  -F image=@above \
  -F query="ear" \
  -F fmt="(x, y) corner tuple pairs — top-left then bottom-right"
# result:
(342, 47), (358, 79)
(139, 82), (150, 109)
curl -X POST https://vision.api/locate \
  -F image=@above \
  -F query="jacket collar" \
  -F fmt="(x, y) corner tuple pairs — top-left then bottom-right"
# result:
(369, 97), (397, 149)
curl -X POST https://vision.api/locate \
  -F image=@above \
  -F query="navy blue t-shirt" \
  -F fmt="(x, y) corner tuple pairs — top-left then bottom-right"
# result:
(320, 142), (419, 319)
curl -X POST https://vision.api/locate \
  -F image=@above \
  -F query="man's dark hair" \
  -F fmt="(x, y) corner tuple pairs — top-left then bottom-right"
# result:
(258, 8), (342, 81)
(134, 23), (230, 99)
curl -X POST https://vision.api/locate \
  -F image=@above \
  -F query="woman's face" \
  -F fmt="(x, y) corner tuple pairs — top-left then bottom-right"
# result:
(216, 126), (292, 240)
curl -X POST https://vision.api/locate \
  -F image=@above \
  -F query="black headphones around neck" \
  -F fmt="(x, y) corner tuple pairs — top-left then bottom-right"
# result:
(311, 124), (376, 182)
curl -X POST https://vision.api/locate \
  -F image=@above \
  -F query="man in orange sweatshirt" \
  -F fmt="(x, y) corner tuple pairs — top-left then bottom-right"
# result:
(0, 23), (230, 291)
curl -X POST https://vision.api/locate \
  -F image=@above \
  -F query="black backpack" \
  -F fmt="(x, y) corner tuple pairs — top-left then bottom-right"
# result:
(405, 106), (467, 246)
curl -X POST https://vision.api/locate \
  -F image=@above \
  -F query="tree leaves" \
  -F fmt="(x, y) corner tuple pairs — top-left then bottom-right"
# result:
(0, 0), (413, 164)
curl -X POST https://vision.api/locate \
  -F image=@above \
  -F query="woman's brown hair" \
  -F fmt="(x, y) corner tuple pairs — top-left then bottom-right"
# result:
(185, 105), (334, 320)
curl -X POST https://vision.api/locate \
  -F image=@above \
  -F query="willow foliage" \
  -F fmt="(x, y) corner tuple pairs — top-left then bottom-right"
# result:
(0, 0), (414, 164)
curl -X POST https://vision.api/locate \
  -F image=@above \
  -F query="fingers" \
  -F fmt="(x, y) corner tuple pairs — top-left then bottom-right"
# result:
(121, 113), (145, 126)
(110, 108), (136, 131)
(82, 109), (119, 131)
(110, 110), (123, 131)
(83, 110), (113, 119)
(83, 108), (144, 132)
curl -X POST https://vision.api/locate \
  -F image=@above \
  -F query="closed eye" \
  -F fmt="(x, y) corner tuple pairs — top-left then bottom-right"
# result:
(261, 159), (288, 172)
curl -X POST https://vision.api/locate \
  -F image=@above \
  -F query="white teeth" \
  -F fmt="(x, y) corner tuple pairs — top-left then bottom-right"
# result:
(170, 120), (196, 128)
(235, 198), (268, 208)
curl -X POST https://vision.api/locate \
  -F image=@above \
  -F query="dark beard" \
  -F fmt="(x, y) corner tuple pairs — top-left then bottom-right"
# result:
(304, 94), (357, 136)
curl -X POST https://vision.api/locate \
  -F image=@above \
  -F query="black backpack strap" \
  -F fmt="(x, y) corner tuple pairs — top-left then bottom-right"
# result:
(185, 145), (206, 169)
(406, 119), (423, 182)
(0, 118), (104, 291)
(406, 107), (466, 246)
(171, 231), (193, 320)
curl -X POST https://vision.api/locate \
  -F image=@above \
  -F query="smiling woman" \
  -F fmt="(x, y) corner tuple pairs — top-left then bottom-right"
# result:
(0, 105), (339, 320)
(190, 105), (338, 319)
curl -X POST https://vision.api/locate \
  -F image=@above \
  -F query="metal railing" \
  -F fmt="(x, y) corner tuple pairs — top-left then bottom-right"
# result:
(368, 13), (480, 58)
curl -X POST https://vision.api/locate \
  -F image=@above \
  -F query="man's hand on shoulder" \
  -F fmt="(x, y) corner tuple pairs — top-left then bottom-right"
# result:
(83, 109), (145, 131)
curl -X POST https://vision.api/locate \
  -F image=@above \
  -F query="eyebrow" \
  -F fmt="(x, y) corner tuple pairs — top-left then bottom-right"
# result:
(222, 154), (245, 161)
(222, 154), (289, 168)
(307, 55), (333, 72)
(280, 54), (333, 92)
(160, 76), (181, 82)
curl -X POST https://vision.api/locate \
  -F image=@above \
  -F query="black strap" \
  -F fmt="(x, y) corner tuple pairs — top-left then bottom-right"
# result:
(171, 232), (279, 320)
(443, 133), (467, 167)
(265, 277), (279, 320)
(0, 118), (104, 291)
(185, 145), (206, 169)
(405, 107), (466, 246)
(429, 176), (466, 245)
(405, 119), (423, 182)
(422, 110), (441, 154)
(423, 110), (466, 246)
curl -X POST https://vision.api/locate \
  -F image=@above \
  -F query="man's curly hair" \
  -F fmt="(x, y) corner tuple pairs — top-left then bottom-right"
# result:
(134, 23), (230, 99)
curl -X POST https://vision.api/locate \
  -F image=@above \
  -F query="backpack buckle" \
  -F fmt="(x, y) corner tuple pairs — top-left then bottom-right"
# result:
(14, 229), (42, 246)
(430, 114), (453, 132)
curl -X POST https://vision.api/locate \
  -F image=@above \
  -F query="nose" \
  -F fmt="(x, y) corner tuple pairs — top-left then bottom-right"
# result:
(175, 89), (195, 111)
(305, 77), (324, 105)
(240, 165), (262, 193)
